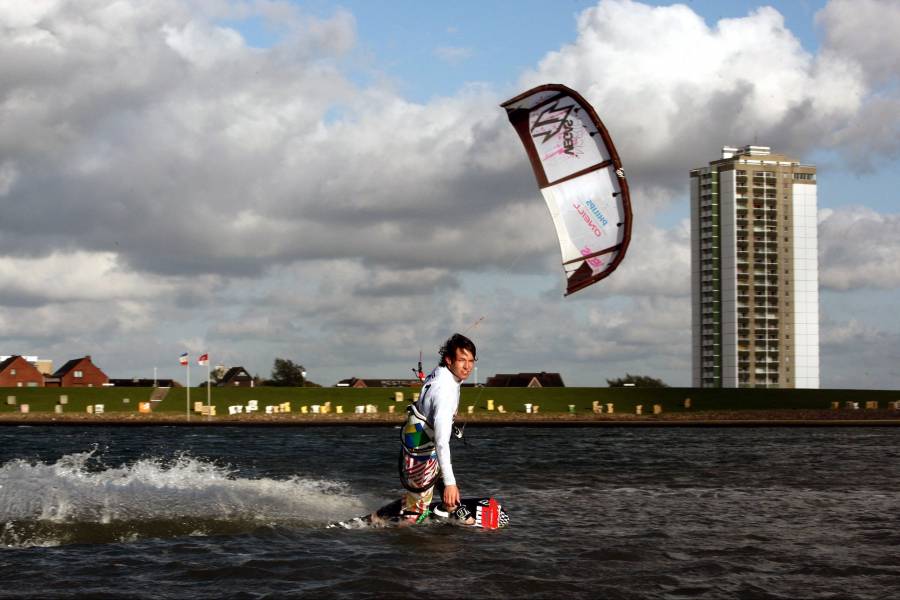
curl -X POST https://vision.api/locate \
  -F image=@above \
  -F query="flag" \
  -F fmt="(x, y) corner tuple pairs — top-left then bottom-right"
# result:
(179, 352), (189, 366)
(197, 353), (209, 366)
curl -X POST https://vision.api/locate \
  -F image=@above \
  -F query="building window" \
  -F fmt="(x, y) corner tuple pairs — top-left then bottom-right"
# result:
(10, 369), (15, 376)
(74, 370), (83, 378)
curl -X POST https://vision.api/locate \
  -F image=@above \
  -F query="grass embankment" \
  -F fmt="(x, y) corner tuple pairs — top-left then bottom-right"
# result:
(1, 386), (899, 419)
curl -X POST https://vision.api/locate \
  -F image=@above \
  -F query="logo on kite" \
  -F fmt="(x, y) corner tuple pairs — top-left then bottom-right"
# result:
(501, 84), (633, 296)
(530, 101), (577, 145)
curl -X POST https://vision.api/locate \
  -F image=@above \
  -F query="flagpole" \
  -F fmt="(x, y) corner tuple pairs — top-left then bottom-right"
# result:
(206, 354), (211, 420)
(187, 361), (191, 422)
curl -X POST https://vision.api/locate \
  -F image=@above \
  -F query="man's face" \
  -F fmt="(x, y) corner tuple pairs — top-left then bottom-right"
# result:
(445, 348), (475, 381)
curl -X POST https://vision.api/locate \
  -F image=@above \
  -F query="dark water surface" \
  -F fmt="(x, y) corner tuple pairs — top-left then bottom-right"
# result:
(1, 426), (899, 599)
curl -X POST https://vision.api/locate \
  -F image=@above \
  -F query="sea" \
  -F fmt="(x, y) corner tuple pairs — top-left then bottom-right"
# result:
(1, 425), (899, 599)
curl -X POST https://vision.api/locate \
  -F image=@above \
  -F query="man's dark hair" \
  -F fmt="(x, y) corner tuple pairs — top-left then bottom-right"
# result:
(439, 333), (477, 364)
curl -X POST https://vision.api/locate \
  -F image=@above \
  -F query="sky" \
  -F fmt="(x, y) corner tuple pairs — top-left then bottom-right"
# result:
(1, 0), (899, 389)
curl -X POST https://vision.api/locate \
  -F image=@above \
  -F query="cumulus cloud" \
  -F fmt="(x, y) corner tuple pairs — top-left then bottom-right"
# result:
(817, 0), (900, 87)
(819, 207), (900, 290)
(820, 315), (900, 389)
(0, 0), (883, 283)
(0, 0), (361, 273)
(520, 0), (867, 189)
(816, 0), (900, 166)
(0, 251), (170, 306)
(0, 250), (226, 366)
(598, 218), (691, 297)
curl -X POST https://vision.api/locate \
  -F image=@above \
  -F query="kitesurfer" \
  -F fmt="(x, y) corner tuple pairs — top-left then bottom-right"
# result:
(395, 333), (475, 524)
(411, 350), (425, 382)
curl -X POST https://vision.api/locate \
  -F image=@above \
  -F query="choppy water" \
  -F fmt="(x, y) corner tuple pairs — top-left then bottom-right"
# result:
(1, 425), (899, 599)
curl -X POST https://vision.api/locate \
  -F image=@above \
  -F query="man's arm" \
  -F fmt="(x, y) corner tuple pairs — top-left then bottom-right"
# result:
(431, 381), (459, 504)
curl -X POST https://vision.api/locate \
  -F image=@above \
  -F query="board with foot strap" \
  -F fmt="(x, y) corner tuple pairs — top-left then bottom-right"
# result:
(328, 497), (509, 529)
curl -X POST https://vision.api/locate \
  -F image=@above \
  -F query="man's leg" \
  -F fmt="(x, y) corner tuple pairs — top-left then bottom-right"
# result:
(398, 447), (440, 522)
(401, 485), (435, 523)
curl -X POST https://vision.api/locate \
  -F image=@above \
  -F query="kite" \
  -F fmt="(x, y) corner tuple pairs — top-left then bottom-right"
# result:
(501, 84), (632, 296)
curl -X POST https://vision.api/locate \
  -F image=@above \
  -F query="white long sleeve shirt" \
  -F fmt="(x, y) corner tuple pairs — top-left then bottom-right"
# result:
(414, 365), (461, 486)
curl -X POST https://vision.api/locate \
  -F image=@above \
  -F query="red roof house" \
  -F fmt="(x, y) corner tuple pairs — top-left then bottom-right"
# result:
(0, 355), (45, 387)
(49, 355), (109, 387)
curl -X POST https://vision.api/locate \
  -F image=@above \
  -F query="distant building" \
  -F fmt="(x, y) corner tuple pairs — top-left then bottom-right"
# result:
(47, 355), (109, 387)
(0, 355), (53, 376)
(0, 355), (45, 387)
(484, 372), (565, 387)
(218, 367), (254, 387)
(690, 145), (819, 388)
(33, 359), (54, 375)
(336, 378), (423, 388)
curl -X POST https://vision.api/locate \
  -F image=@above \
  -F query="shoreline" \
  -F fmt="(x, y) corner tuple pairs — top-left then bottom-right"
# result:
(3, 409), (900, 427)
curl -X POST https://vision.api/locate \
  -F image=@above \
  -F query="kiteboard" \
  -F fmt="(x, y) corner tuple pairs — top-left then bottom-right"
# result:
(328, 497), (509, 530)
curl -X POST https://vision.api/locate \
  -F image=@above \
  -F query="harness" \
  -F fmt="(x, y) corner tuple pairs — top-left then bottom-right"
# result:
(401, 403), (435, 454)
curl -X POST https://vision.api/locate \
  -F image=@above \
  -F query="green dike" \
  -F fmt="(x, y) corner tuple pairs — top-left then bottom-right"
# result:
(1, 386), (899, 415)
(0, 387), (153, 413)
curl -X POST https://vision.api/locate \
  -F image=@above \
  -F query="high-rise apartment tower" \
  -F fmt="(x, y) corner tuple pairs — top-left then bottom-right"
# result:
(690, 145), (819, 388)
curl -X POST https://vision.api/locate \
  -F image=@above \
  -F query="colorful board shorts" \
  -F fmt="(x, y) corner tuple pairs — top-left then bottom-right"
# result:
(401, 451), (440, 517)
(399, 406), (440, 519)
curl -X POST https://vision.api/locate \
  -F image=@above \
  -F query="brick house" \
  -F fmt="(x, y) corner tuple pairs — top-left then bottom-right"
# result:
(0, 355), (45, 387)
(48, 355), (109, 387)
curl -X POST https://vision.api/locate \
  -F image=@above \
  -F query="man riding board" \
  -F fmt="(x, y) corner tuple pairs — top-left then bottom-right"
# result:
(391, 333), (476, 524)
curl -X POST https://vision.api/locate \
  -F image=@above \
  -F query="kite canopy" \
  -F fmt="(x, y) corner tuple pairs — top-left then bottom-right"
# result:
(501, 84), (632, 296)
